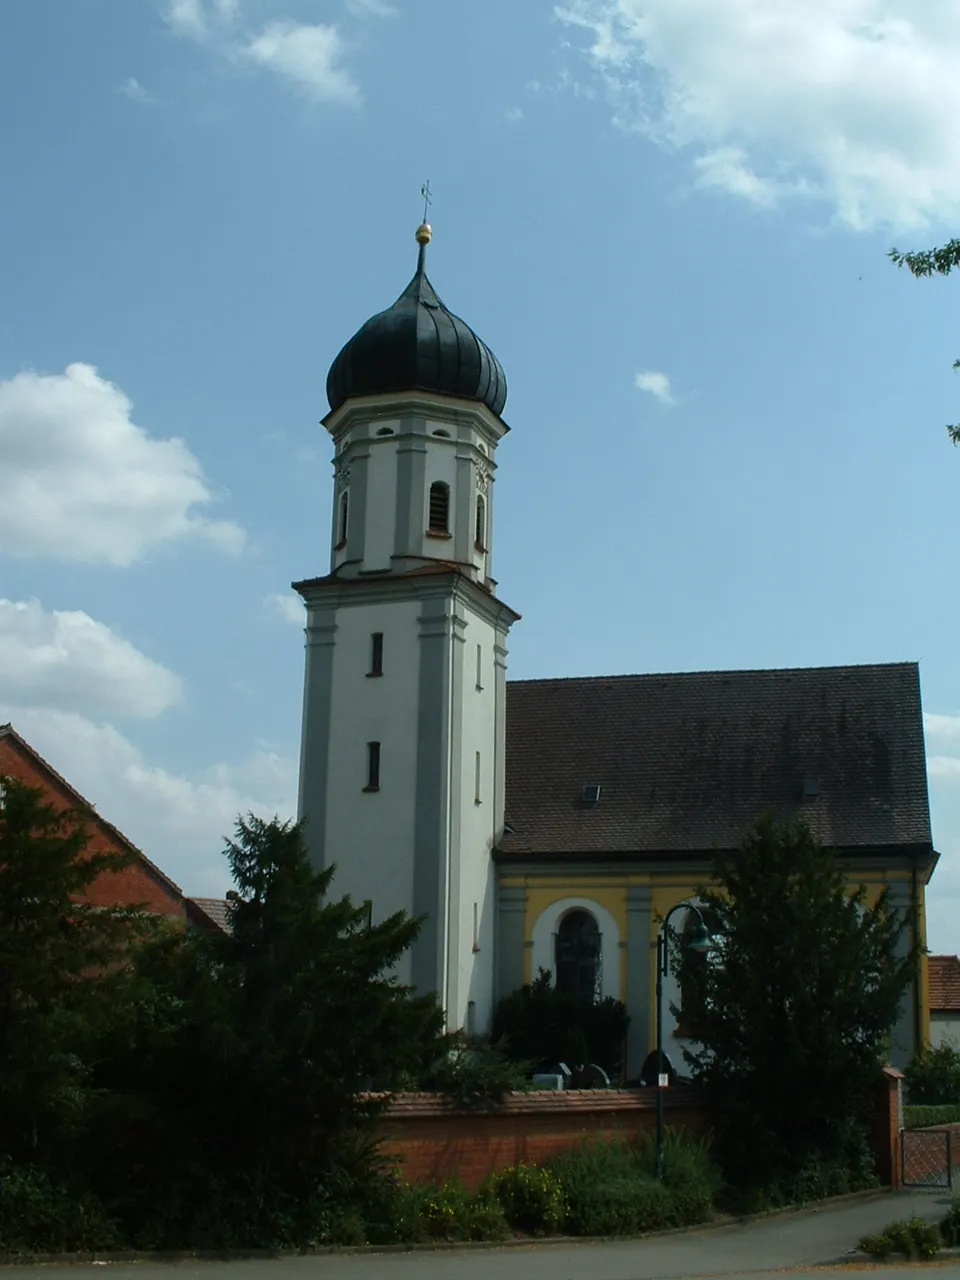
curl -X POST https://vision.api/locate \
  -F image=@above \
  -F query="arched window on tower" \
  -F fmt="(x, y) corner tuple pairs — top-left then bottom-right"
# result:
(337, 491), (349, 548)
(555, 909), (602, 1003)
(428, 481), (450, 535)
(475, 495), (486, 550)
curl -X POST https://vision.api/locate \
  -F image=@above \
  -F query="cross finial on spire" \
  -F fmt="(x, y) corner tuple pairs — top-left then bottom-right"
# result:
(420, 180), (432, 223)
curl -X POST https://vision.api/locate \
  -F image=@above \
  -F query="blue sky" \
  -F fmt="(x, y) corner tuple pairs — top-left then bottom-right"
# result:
(2, 0), (960, 949)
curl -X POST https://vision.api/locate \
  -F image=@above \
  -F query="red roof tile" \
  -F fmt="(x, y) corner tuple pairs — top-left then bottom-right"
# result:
(929, 956), (960, 1012)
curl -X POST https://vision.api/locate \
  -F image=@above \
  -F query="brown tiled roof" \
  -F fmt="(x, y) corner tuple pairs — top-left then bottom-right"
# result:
(0, 722), (184, 897)
(928, 956), (960, 1012)
(186, 897), (232, 933)
(499, 662), (932, 858)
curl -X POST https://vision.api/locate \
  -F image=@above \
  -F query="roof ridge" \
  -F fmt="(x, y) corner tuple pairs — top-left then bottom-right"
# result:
(507, 660), (919, 687)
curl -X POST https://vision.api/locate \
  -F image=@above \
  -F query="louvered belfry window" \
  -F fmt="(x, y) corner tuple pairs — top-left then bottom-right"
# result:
(428, 481), (450, 534)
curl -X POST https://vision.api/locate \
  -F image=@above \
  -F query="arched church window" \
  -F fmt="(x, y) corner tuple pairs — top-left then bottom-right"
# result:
(475, 495), (486, 550)
(555, 909), (601, 1003)
(337, 491), (349, 547)
(428, 482), (450, 534)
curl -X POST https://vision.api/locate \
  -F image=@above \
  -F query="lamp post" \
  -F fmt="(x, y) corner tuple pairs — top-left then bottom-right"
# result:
(655, 904), (712, 1181)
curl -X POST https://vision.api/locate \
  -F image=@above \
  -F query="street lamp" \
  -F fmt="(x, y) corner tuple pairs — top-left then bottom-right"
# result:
(655, 904), (712, 1181)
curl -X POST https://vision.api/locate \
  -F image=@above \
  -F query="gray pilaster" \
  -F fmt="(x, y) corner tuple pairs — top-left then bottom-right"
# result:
(412, 593), (453, 998)
(627, 885), (653, 1080)
(493, 629), (509, 833)
(886, 880), (915, 1069)
(497, 885), (528, 999)
(454, 449), (473, 566)
(297, 606), (338, 871)
(393, 423), (426, 559)
(444, 604), (468, 1020)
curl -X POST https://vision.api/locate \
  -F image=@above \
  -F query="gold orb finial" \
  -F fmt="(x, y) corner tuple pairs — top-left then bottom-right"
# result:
(416, 222), (433, 246)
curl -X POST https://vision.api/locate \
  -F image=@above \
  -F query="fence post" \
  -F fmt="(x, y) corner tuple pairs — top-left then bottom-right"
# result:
(873, 1065), (904, 1190)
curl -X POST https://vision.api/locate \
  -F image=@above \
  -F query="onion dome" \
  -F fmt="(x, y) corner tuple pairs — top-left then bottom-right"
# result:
(326, 224), (507, 418)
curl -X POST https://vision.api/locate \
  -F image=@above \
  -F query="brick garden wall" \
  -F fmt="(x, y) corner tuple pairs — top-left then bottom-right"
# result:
(376, 1087), (710, 1189)
(378, 1070), (906, 1191)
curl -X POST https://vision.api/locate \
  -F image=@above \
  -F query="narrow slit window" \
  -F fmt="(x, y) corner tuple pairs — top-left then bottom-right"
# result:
(369, 632), (383, 676)
(475, 643), (483, 691)
(428, 481), (450, 534)
(474, 750), (481, 804)
(473, 902), (479, 951)
(475, 495), (486, 549)
(365, 741), (381, 791)
(337, 492), (349, 547)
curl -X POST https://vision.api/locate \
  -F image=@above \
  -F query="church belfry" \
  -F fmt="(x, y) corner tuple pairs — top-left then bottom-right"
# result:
(294, 222), (519, 1032)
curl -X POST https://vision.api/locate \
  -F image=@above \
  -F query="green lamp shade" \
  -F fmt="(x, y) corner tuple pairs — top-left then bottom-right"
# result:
(686, 921), (712, 953)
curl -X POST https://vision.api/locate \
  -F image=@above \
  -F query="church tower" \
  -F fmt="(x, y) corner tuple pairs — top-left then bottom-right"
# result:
(294, 223), (519, 1033)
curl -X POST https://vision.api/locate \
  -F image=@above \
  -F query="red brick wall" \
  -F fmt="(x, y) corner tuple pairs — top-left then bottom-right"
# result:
(872, 1066), (903, 1190)
(0, 735), (184, 918)
(378, 1076), (906, 1191)
(376, 1088), (710, 1189)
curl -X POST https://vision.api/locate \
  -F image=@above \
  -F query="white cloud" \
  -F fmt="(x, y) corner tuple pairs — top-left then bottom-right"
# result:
(244, 22), (361, 106)
(926, 713), (960, 745)
(0, 599), (181, 719)
(1, 708), (297, 897)
(118, 77), (155, 104)
(556, 1), (960, 230)
(504, 106), (524, 124)
(634, 370), (676, 405)
(930, 756), (960, 780)
(165, 2), (361, 108)
(264, 592), (304, 626)
(0, 362), (244, 565)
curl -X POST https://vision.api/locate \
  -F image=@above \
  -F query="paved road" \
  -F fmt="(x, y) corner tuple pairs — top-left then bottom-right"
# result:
(3, 1190), (956, 1280)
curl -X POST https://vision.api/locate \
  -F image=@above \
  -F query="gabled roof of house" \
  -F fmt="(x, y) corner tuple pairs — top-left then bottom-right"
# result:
(499, 662), (933, 859)
(186, 897), (232, 933)
(0, 722), (184, 899)
(928, 956), (960, 1013)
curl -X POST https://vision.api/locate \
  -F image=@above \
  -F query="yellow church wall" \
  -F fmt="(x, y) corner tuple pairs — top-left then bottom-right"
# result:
(504, 860), (929, 1056)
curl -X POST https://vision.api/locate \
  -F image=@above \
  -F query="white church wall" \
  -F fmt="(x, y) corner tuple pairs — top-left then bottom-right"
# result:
(324, 598), (422, 983)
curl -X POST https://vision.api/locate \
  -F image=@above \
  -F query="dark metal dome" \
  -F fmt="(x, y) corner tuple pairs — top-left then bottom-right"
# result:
(325, 229), (507, 417)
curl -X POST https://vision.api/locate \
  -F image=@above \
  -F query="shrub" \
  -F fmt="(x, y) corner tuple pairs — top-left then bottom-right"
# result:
(362, 1176), (508, 1245)
(548, 1130), (721, 1237)
(486, 1163), (566, 1235)
(904, 1103), (960, 1128)
(0, 1163), (119, 1255)
(419, 1036), (533, 1109)
(905, 1043), (960, 1105)
(633, 1129), (723, 1224)
(859, 1215), (941, 1261)
(492, 970), (629, 1078)
(941, 1196), (960, 1247)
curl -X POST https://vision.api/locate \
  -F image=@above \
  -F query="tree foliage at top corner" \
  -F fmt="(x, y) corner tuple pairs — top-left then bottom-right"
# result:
(889, 237), (960, 444)
(675, 811), (915, 1190)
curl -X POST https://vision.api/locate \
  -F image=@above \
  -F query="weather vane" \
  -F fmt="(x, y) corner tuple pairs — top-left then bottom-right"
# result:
(420, 180), (432, 223)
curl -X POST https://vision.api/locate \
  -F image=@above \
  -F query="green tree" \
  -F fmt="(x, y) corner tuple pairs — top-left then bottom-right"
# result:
(889, 238), (960, 443)
(0, 774), (151, 1166)
(94, 815), (447, 1246)
(675, 812), (915, 1193)
(904, 1041), (960, 1105)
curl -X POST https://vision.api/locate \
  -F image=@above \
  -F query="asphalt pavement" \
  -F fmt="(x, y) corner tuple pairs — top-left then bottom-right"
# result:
(2, 1189), (957, 1280)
